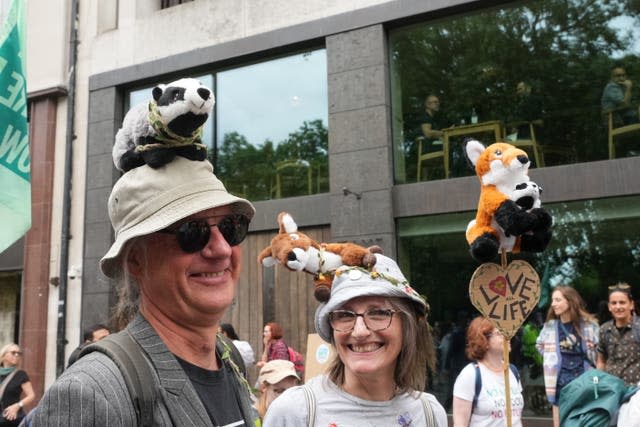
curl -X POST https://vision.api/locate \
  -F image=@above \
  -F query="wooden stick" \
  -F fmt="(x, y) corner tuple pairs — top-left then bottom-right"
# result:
(500, 248), (512, 427)
(503, 339), (512, 427)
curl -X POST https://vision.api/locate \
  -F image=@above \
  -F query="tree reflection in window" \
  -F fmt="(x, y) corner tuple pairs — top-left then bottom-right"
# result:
(390, 0), (640, 183)
(214, 49), (328, 200)
(214, 119), (328, 200)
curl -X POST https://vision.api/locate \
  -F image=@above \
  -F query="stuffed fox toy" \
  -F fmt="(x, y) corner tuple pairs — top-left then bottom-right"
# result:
(465, 139), (552, 263)
(258, 212), (381, 302)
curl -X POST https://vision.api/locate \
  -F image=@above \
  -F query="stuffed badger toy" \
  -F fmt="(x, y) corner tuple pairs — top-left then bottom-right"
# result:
(465, 139), (552, 263)
(258, 212), (382, 302)
(112, 77), (214, 172)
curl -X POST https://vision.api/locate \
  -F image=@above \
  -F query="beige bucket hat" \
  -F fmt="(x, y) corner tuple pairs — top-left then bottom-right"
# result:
(100, 157), (255, 277)
(257, 360), (300, 385)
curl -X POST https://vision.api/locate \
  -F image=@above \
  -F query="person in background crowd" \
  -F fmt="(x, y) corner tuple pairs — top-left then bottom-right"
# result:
(601, 64), (640, 126)
(257, 322), (289, 369)
(66, 323), (111, 368)
(0, 343), (35, 427)
(255, 360), (300, 420)
(597, 282), (640, 386)
(507, 81), (544, 141)
(219, 323), (255, 369)
(536, 285), (599, 427)
(263, 254), (447, 426)
(452, 316), (524, 427)
(596, 299), (613, 325)
(441, 312), (470, 411)
(32, 153), (259, 425)
(421, 94), (445, 145)
(521, 311), (544, 380)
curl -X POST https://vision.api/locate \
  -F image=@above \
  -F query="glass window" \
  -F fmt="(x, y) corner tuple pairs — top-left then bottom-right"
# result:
(123, 49), (329, 202)
(390, 1), (640, 184)
(215, 49), (328, 201)
(397, 195), (640, 415)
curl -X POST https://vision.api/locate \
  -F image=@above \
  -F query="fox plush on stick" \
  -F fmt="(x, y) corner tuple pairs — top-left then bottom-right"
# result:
(465, 139), (549, 427)
(465, 139), (552, 263)
(258, 212), (381, 302)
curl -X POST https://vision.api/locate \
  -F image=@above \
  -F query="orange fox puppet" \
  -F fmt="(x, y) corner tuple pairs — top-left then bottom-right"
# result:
(258, 212), (381, 302)
(465, 139), (552, 263)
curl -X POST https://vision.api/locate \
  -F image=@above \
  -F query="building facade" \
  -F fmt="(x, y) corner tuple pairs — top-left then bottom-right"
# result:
(6, 0), (639, 420)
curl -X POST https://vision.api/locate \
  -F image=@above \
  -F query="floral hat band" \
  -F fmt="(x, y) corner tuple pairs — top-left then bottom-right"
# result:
(333, 266), (426, 304)
(314, 254), (428, 342)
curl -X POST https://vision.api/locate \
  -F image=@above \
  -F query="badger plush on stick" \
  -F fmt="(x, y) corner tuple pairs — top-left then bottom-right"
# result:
(112, 77), (214, 172)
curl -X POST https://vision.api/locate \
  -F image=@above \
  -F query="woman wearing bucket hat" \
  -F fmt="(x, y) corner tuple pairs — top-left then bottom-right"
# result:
(33, 154), (260, 426)
(263, 254), (447, 426)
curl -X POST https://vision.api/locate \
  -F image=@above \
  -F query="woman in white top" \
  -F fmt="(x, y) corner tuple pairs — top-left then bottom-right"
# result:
(263, 254), (447, 426)
(218, 323), (255, 368)
(453, 316), (523, 427)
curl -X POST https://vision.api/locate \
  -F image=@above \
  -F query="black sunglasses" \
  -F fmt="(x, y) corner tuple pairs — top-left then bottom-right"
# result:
(158, 214), (249, 253)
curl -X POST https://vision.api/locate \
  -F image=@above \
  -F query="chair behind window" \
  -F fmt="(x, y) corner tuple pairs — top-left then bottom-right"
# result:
(605, 108), (640, 159)
(416, 136), (446, 181)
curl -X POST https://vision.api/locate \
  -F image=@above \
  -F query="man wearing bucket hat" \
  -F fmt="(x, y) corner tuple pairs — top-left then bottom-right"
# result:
(33, 155), (260, 426)
(263, 254), (447, 426)
(255, 360), (301, 419)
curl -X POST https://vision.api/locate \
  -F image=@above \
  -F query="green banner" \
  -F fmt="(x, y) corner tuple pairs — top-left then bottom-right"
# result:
(0, 0), (30, 253)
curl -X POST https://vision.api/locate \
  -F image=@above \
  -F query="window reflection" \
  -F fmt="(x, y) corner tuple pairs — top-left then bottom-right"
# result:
(216, 49), (329, 200)
(125, 50), (329, 201)
(397, 196), (640, 414)
(390, 0), (640, 183)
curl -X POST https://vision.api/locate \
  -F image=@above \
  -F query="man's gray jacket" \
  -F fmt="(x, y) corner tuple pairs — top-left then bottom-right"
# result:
(32, 314), (258, 426)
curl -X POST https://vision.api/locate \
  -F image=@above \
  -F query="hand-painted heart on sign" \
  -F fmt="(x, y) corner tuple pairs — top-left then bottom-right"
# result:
(469, 260), (541, 338)
(488, 276), (507, 296)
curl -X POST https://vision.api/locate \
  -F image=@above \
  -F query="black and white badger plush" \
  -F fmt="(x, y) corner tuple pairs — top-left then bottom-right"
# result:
(112, 77), (214, 172)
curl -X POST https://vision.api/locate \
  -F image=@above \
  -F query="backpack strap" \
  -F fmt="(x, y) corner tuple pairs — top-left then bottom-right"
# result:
(509, 363), (520, 385)
(80, 329), (158, 426)
(472, 361), (521, 413)
(0, 369), (19, 403)
(302, 384), (316, 427)
(419, 393), (436, 426)
(472, 362), (481, 413)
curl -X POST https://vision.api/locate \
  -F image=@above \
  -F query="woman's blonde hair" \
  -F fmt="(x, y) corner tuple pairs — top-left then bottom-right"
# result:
(0, 342), (19, 366)
(256, 389), (268, 419)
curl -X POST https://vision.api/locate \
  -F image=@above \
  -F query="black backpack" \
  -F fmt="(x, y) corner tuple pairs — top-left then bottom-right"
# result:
(80, 329), (246, 426)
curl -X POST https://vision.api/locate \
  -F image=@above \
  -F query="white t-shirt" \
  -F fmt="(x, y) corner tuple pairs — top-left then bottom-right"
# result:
(232, 339), (255, 366)
(263, 374), (447, 427)
(453, 362), (524, 427)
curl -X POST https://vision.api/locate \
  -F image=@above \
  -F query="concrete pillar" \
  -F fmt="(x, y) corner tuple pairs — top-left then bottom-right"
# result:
(326, 24), (395, 256)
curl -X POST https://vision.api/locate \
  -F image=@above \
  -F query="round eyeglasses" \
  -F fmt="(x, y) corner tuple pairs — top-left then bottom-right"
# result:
(329, 308), (397, 332)
(157, 214), (249, 253)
